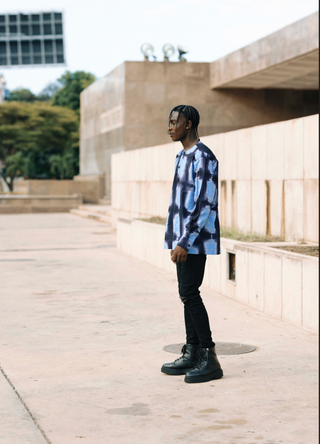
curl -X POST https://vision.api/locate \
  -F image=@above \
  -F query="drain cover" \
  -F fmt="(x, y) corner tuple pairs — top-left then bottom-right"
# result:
(163, 342), (256, 355)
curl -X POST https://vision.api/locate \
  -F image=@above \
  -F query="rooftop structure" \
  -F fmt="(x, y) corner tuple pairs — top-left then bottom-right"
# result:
(210, 12), (318, 90)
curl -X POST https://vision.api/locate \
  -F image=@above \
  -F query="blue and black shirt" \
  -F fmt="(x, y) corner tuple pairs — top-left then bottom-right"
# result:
(164, 141), (220, 255)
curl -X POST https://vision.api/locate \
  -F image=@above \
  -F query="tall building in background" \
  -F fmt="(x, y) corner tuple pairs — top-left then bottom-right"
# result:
(0, 11), (65, 68)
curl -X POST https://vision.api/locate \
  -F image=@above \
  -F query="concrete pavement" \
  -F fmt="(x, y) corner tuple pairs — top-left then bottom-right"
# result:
(0, 213), (318, 444)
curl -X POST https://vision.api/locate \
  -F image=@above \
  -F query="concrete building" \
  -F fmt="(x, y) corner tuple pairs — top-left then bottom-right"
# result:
(79, 12), (318, 198)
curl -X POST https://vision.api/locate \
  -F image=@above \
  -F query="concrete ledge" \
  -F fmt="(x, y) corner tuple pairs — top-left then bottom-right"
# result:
(210, 12), (319, 89)
(13, 178), (103, 203)
(117, 218), (318, 335)
(0, 194), (82, 214)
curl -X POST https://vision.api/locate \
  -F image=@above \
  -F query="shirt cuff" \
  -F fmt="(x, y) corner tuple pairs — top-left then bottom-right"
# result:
(177, 232), (198, 251)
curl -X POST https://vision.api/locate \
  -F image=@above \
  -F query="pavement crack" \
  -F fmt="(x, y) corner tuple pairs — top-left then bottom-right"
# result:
(0, 364), (51, 444)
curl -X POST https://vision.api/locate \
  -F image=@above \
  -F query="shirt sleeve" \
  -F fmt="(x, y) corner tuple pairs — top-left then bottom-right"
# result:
(177, 155), (218, 251)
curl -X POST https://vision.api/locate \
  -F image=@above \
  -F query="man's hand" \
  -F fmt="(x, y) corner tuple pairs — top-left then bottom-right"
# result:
(171, 245), (188, 263)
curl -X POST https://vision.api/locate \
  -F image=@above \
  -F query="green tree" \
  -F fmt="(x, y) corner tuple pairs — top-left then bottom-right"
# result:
(8, 88), (37, 102)
(49, 151), (75, 180)
(37, 81), (62, 102)
(0, 102), (79, 189)
(2, 152), (27, 191)
(52, 71), (95, 111)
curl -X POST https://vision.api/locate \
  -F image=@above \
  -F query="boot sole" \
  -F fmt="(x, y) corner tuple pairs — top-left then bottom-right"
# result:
(161, 366), (194, 376)
(184, 369), (223, 383)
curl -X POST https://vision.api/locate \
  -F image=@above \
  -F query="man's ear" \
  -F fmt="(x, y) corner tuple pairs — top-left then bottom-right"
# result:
(186, 120), (192, 130)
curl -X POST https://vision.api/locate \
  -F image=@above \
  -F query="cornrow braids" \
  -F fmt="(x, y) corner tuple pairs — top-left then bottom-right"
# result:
(169, 105), (200, 140)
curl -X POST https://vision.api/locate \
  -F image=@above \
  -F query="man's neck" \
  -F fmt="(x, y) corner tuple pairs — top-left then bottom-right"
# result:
(181, 136), (199, 152)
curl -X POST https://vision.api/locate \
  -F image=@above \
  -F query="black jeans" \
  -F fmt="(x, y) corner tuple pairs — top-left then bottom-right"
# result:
(176, 254), (215, 348)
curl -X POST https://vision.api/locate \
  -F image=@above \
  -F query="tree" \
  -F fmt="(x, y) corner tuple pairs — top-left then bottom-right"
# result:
(0, 102), (79, 189)
(49, 151), (75, 180)
(2, 152), (27, 191)
(52, 71), (95, 111)
(8, 88), (37, 103)
(37, 81), (62, 102)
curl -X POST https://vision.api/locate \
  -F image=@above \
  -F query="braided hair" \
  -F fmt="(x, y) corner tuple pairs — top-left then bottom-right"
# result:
(169, 105), (200, 140)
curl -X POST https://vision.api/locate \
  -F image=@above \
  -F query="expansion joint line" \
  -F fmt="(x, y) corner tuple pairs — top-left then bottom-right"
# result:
(0, 364), (52, 444)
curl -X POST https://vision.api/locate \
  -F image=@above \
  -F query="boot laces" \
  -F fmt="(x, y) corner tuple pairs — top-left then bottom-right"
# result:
(194, 349), (206, 369)
(173, 344), (187, 363)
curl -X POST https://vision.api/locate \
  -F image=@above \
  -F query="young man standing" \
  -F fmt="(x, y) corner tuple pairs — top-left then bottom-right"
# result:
(161, 105), (223, 384)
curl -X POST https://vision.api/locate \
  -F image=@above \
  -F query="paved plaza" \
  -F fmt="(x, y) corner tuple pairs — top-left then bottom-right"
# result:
(0, 213), (318, 444)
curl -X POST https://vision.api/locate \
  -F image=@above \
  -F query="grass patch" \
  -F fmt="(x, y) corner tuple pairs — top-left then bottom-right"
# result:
(220, 227), (285, 242)
(273, 245), (319, 257)
(137, 219), (318, 256)
(138, 219), (285, 242)
(139, 216), (167, 225)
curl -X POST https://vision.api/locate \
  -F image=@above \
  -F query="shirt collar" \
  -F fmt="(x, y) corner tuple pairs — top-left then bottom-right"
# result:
(178, 140), (200, 157)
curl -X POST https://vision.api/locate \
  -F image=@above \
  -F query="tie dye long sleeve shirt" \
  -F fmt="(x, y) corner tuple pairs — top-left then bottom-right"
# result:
(164, 141), (220, 255)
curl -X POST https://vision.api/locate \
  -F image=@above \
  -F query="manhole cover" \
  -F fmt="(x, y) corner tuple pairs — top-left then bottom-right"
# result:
(163, 342), (256, 355)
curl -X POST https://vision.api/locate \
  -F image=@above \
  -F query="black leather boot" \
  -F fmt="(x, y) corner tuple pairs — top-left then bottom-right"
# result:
(184, 346), (223, 383)
(161, 344), (201, 375)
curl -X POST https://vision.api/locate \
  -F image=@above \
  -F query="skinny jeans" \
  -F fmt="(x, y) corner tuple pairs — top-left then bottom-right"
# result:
(176, 254), (215, 348)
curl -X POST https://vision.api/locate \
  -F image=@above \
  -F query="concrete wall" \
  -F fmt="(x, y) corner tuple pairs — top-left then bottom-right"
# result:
(13, 177), (104, 203)
(0, 194), (82, 214)
(80, 64), (126, 197)
(210, 12), (319, 89)
(80, 61), (318, 198)
(117, 219), (319, 335)
(112, 114), (319, 243)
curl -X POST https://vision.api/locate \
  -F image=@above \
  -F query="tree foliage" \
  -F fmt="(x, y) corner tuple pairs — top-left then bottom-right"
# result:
(52, 71), (95, 111)
(49, 151), (76, 180)
(1, 70), (96, 190)
(8, 88), (37, 103)
(0, 102), (79, 189)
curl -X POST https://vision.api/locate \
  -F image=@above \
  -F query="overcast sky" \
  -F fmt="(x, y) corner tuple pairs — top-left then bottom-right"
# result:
(1, 0), (318, 94)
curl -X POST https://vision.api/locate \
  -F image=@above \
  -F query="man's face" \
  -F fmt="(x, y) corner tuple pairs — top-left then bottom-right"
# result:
(168, 111), (187, 142)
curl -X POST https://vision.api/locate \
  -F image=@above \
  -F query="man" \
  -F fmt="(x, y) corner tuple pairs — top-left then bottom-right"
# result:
(161, 105), (223, 384)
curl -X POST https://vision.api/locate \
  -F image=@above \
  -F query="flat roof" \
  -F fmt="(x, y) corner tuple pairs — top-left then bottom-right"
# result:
(210, 12), (319, 90)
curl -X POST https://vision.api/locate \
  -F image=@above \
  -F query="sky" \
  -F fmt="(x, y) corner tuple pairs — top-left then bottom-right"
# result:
(1, 0), (318, 94)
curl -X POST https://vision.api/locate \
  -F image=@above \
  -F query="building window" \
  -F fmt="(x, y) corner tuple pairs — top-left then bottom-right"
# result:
(22, 56), (31, 65)
(9, 25), (17, 34)
(33, 55), (42, 64)
(43, 13), (51, 21)
(55, 39), (63, 52)
(55, 23), (62, 35)
(44, 40), (53, 53)
(32, 40), (41, 53)
(45, 55), (54, 63)
(227, 252), (236, 283)
(43, 24), (52, 35)
(32, 25), (40, 35)
(21, 41), (30, 54)
(20, 25), (29, 35)
(9, 41), (18, 53)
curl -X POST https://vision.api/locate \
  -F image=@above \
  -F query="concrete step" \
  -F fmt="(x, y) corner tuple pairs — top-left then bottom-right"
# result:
(70, 208), (111, 224)
(98, 198), (111, 205)
(78, 205), (111, 216)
